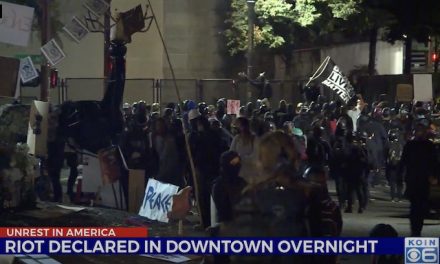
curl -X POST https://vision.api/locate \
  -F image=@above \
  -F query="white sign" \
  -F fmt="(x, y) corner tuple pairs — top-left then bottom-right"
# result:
(227, 99), (240, 115)
(84, 0), (110, 18)
(19, 56), (38, 83)
(63, 16), (89, 43)
(27, 100), (49, 157)
(41, 39), (66, 66)
(139, 179), (179, 223)
(0, 1), (34, 46)
(413, 74), (433, 102)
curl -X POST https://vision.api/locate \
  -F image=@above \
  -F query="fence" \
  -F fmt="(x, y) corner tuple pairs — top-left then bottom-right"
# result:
(51, 78), (309, 108)
(19, 74), (436, 108)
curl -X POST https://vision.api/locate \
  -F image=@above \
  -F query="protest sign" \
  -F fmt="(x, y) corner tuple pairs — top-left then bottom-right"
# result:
(19, 56), (39, 83)
(227, 100), (240, 115)
(41, 39), (66, 66)
(82, 153), (126, 210)
(26, 100), (49, 157)
(84, 0), (109, 17)
(0, 1), (34, 46)
(63, 16), (89, 43)
(396, 84), (413, 102)
(413, 74), (433, 102)
(98, 146), (122, 185)
(139, 179), (179, 223)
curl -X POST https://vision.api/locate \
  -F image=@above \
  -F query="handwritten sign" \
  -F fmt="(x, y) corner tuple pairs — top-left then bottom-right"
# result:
(227, 99), (240, 115)
(0, 1), (34, 46)
(139, 179), (179, 223)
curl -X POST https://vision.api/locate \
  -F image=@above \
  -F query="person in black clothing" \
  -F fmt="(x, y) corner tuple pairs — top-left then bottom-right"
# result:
(211, 151), (246, 223)
(274, 100), (288, 129)
(398, 123), (438, 236)
(306, 125), (330, 168)
(189, 113), (224, 228)
(344, 133), (368, 213)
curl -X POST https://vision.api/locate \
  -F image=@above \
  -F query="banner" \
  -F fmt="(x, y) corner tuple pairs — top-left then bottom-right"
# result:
(139, 179), (179, 223)
(0, 237), (438, 256)
(309, 56), (355, 103)
(0, 1), (34, 46)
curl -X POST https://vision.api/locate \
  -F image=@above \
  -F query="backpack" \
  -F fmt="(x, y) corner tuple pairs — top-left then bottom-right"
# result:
(388, 140), (403, 166)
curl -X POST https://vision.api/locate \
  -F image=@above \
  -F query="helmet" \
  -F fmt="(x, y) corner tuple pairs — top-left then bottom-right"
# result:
(123, 103), (130, 109)
(382, 107), (391, 119)
(302, 166), (326, 181)
(187, 100), (196, 111)
(198, 102), (208, 116)
(373, 106), (383, 119)
(151, 102), (160, 113)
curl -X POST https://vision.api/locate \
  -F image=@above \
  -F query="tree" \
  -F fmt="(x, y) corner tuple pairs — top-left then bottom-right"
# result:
(375, 0), (440, 74)
(224, 0), (360, 71)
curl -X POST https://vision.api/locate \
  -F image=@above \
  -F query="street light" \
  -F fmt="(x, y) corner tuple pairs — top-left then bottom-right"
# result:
(246, 0), (255, 103)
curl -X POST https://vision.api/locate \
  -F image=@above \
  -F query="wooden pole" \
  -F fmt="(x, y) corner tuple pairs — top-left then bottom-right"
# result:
(147, 0), (204, 228)
(103, 0), (111, 89)
(39, 0), (50, 102)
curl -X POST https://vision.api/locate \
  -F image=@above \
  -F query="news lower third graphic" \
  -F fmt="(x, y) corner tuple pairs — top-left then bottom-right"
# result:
(0, 228), (439, 262)
(405, 238), (439, 264)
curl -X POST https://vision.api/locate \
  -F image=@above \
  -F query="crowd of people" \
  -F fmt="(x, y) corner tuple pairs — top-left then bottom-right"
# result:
(56, 92), (440, 262)
(115, 95), (440, 239)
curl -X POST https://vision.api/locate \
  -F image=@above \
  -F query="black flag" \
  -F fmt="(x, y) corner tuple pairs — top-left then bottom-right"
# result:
(309, 56), (355, 103)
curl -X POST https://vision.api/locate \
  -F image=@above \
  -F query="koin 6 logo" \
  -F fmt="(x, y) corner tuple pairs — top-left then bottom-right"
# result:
(405, 238), (439, 264)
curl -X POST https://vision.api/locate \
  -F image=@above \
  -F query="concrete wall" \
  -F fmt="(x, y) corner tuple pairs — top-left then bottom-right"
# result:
(162, 0), (227, 79)
(320, 41), (404, 75)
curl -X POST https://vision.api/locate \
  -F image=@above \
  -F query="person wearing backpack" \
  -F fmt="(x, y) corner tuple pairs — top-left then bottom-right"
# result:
(221, 131), (315, 263)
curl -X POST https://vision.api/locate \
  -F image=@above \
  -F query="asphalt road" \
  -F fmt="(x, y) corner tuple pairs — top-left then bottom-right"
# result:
(55, 171), (440, 263)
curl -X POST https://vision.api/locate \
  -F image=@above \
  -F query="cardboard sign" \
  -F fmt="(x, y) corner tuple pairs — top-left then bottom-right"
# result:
(0, 56), (20, 97)
(128, 169), (145, 213)
(139, 179), (179, 223)
(0, 1), (34, 46)
(413, 74), (433, 102)
(396, 84), (413, 102)
(227, 100), (240, 115)
(97, 146), (122, 185)
(26, 101), (49, 157)
(82, 153), (126, 210)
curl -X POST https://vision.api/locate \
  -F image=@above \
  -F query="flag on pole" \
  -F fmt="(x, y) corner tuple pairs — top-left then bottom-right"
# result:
(308, 56), (355, 103)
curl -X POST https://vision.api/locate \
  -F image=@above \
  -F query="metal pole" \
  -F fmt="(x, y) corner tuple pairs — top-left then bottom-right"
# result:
(246, 0), (255, 103)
